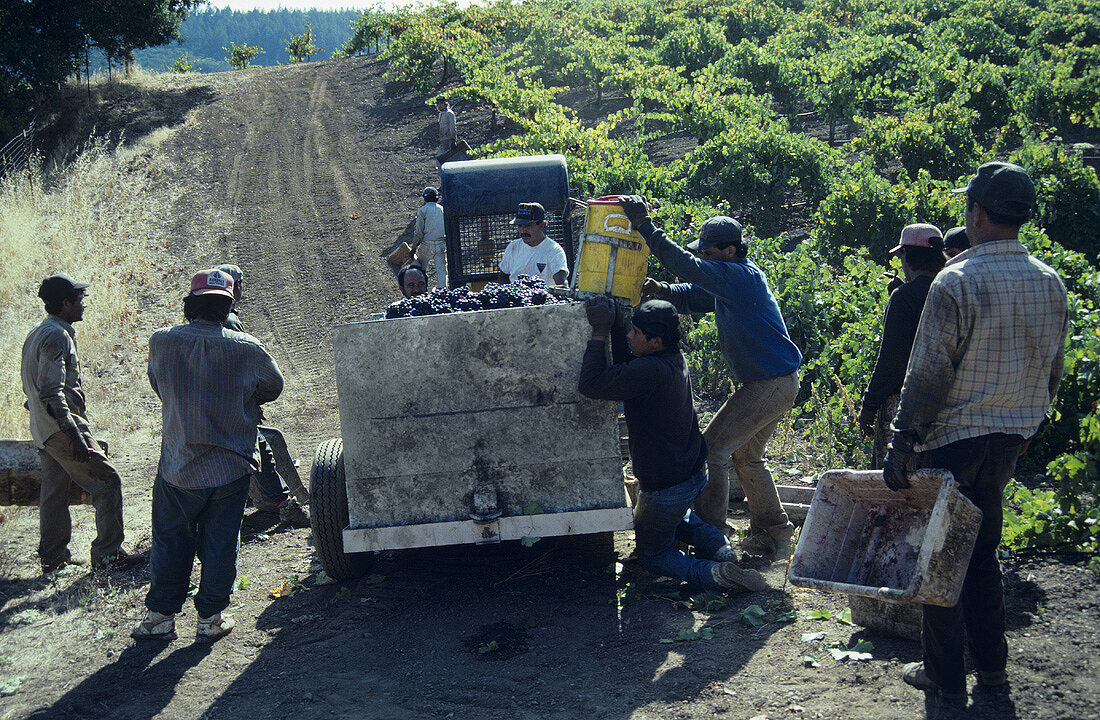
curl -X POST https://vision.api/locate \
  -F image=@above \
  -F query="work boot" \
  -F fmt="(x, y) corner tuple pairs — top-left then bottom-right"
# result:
(713, 544), (738, 563)
(902, 661), (968, 708)
(94, 548), (146, 572)
(711, 562), (768, 593)
(197, 613), (235, 641)
(41, 557), (86, 574)
(131, 610), (177, 641)
(278, 498), (310, 528)
(740, 522), (795, 557)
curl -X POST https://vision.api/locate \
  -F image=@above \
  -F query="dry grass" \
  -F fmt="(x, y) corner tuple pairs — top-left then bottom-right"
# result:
(0, 110), (186, 441)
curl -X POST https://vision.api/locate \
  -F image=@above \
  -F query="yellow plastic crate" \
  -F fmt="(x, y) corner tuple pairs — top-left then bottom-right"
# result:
(572, 197), (650, 306)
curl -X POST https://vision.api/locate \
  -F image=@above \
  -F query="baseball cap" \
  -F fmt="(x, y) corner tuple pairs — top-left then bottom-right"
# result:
(889, 223), (944, 254)
(423, 186), (438, 200)
(38, 273), (90, 301)
(511, 202), (546, 225)
(190, 268), (235, 299)
(216, 264), (243, 284)
(954, 162), (1035, 220)
(686, 216), (743, 251)
(943, 226), (970, 252)
(632, 300), (679, 338)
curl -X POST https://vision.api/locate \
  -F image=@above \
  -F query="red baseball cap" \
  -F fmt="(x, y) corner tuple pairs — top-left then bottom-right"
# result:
(889, 223), (944, 254)
(189, 268), (235, 299)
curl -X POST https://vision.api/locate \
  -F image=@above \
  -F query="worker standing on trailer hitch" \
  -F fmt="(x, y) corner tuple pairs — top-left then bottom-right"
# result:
(578, 297), (767, 593)
(498, 202), (568, 286)
(621, 196), (801, 558)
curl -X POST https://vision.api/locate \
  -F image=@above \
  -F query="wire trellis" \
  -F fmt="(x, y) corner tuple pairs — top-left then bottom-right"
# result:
(0, 121), (36, 190)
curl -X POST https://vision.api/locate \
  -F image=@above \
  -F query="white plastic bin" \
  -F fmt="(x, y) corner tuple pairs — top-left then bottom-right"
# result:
(788, 469), (981, 607)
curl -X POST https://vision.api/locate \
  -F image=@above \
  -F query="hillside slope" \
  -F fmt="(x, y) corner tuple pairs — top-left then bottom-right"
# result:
(157, 55), (453, 460)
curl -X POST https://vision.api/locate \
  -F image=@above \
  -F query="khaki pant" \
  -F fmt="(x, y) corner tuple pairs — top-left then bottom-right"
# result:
(693, 370), (800, 536)
(38, 431), (125, 566)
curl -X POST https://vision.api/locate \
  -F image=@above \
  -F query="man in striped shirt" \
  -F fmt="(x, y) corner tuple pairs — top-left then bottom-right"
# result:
(133, 268), (284, 642)
(883, 163), (1068, 708)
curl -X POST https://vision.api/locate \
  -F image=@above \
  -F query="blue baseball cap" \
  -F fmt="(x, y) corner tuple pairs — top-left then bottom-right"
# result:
(686, 216), (743, 251)
(511, 202), (546, 225)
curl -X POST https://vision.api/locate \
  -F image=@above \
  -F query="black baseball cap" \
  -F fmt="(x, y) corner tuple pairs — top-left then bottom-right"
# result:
(943, 226), (970, 252)
(511, 202), (546, 225)
(954, 162), (1035, 220)
(38, 273), (90, 301)
(632, 300), (679, 338)
(423, 186), (438, 200)
(687, 216), (743, 251)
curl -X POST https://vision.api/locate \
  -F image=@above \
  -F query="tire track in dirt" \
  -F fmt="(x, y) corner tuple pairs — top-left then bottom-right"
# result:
(160, 57), (438, 463)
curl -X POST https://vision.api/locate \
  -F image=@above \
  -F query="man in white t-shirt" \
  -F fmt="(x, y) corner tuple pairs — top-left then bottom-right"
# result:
(497, 202), (568, 286)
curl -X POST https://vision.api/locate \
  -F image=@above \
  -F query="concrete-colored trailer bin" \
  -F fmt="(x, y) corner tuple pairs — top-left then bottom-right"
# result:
(1, 439), (89, 506)
(309, 302), (633, 579)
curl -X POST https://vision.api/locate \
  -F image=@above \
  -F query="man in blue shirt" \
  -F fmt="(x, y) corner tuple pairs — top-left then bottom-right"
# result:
(620, 197), (802, 556)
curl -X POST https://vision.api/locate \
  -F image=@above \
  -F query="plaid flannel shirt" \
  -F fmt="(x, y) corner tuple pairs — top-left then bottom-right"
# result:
(893, 239), (1068, 452)
(148, 320), (283, 489)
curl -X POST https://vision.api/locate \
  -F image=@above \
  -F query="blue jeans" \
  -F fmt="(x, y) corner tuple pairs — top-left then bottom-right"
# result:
(634, 466), (730, 589)
(145, 473), (250, 619)
(252, 431), (290, 504)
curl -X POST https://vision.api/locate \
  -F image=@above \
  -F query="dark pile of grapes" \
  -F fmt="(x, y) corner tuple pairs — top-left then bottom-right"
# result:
(384, 275), (566, 319)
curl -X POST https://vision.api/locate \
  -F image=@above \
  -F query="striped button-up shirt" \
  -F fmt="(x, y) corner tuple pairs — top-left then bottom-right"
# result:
(148, 320), (283, 489)
(21, 315), (90, 447)
(893, 239), (1068, 452)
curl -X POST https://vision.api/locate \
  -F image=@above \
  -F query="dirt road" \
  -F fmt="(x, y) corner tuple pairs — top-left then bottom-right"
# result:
(0, 56), (1097, 720)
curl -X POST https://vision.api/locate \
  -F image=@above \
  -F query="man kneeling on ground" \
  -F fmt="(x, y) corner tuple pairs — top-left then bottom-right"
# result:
(133, 268), (284, 642)
(578, 297), (767, 593)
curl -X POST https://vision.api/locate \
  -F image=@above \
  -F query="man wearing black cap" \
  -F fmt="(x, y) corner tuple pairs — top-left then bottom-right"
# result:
(620, 198), (802, 556)
(578, 297), (766, 593)
(134, 269), (284, 642)
(859, 223), (946, 469)
(943, 226), (970, 259)
(882, 162), (1068, 706)
(498, 202), (568, 285)
(21, 274), (144, 573)
(413, 187), (447, 289)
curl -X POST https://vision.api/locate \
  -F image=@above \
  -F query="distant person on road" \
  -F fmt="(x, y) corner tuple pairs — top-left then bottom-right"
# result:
(497, 202), (568, 286)
(21, 273), (145, 574)
(216, 263), (309, 529)
(883, 163), (1067, 709)
(578, 297), (766, 593)
(436, 96), (457, 158)
(621, 197), (802, 558)
(943, 226), (970, 259)
(858, 224), (945, 469)
(397, 262), (429, 298)
(134, 268), (284, 642)
(413, 187), (447, 289)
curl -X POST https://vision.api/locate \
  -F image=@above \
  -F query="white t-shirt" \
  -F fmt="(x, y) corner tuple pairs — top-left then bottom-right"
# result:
(499, 237), (568, 285)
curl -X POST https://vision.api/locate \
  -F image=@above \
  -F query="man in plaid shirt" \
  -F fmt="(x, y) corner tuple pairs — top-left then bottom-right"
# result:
(883, 162), (1068, 708)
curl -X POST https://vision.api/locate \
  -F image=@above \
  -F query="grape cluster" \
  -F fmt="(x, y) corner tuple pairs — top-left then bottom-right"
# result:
(384, 275), (565, 319)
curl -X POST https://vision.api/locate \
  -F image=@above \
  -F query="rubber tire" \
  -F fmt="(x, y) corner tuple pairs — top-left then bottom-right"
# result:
(309, 439), (374, 581)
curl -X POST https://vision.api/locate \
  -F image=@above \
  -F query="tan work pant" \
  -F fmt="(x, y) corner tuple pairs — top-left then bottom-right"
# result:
(693, 370), (800, 536)
(38, 431), (125, 566)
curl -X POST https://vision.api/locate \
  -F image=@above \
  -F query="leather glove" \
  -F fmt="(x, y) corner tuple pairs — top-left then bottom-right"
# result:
(858, 405), (876, 437)
(641, 278), (671, 301)
(619, 195), (650, 228)
(585, 296), (616, 337)
(886, 272), (903, 294)
(882, 431), (916, 491)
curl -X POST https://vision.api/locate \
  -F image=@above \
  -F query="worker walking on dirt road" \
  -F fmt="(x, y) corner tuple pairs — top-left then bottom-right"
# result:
(578, 297), (767, 593)
(498, 202), (569, 286)
(413, 188), (447, 289)
(883, 162), (1068, 709)
(217, 263), (309, 529)
(620, 197), (802, 557)
(134, 269), (284, 642)
(21, 273), (145, 574)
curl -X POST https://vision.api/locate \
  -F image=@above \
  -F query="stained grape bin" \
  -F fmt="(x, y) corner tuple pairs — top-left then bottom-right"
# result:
(308, 302), (632, 579)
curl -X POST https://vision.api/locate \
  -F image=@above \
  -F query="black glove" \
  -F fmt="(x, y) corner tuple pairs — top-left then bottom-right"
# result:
(858, 405), (876, 437)
(882, 431), (916, 491)
(585, 296), (616, 337)
(619, 195), (650, 228)
(886, 272), (903, 294)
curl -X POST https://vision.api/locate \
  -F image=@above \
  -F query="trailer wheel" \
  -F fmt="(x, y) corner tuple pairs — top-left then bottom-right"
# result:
(310, 439), (374, 581)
